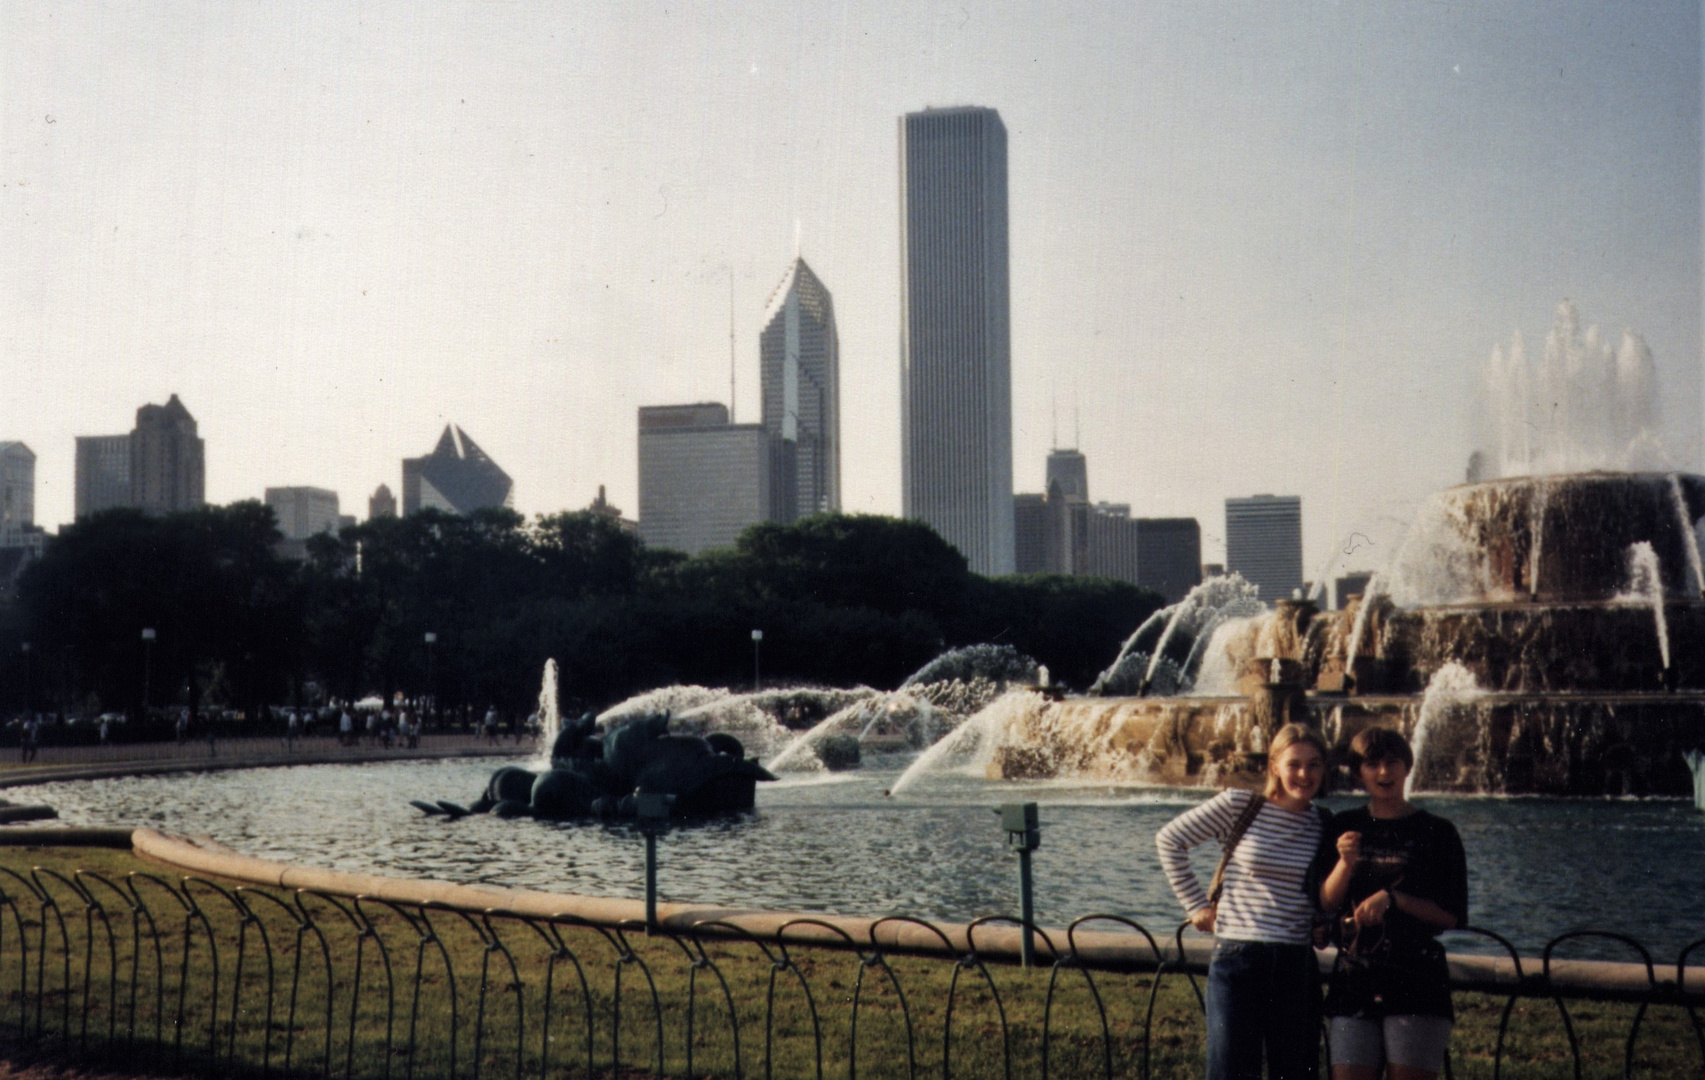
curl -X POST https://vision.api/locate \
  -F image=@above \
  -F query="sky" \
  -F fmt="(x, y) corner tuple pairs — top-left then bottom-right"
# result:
(3, 1), (1701, 579)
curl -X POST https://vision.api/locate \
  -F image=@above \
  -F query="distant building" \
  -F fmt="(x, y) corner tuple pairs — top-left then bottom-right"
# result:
(1013, 494), (1048, 574)
(0, 443), (34, 541)
(130, 395), (205, 515)
(75, 396), (204, 517)
(637, 403), (773, 556)
(589, 485), (638, 534)
(0, 442), (43, 595)
(368, 484), (397, 520)
(75, 435), (132, 518)
(402, 425), (513, 516)
(1012, 450), (1197, 597)
(1135, 518), (1203, 604)
(1334, 571), (1375, 611)
(265, 487), (341, 541)
(900, 105), (1014, 575)
(1226, 495), (1303, 603)
(760, 258), (840, 521)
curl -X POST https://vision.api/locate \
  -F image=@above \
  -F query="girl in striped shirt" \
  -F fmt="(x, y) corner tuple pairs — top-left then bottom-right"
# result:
(1156, 723), (1331, 1080)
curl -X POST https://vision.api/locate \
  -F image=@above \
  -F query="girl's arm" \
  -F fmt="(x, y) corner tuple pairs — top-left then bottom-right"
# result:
(1155, 791), (1240, 920)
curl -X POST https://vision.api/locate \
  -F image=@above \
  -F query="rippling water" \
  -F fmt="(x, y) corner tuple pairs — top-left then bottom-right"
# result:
(12, 757), (1703, 959)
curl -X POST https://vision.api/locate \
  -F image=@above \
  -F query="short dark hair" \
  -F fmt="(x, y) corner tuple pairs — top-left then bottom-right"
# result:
(1348, 726), (1413, 775)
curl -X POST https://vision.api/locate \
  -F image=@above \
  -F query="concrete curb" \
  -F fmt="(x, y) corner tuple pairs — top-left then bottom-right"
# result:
(0, 746), (524, 789)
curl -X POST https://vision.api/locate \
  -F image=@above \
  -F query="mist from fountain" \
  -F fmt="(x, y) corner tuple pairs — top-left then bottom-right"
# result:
(1478, 300), (1667, 479)
(1407, 662), (1484, 796)
(1668, 474), (1705, 598)
(1618, 542), (1671, 671)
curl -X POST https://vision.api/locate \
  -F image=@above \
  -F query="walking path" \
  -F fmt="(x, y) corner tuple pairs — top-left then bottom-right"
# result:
(0, 734), (528, 788)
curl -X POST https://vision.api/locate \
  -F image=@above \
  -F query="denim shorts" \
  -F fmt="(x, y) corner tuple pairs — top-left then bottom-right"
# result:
(1328, 1015), (1453, 1072)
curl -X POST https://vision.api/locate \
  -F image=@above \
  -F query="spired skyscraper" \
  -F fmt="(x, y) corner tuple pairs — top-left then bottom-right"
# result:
(402, 424), (513, 516)
(899, 106), (1014, 575)
(759, 257), (840, 522)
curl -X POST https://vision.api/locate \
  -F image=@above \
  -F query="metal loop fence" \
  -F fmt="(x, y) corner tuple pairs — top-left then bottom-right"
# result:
(0, 866), (1696, 1078)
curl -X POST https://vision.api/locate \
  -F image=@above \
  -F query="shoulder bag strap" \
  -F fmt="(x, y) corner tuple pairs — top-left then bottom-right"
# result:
(1206, 792), (1266, 905)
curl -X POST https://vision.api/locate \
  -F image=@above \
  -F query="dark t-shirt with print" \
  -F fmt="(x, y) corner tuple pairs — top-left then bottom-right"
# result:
(1318, 807), (1468, 1019)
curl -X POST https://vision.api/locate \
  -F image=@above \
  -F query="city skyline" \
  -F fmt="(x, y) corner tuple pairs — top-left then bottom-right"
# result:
(3, 3), (1700, 575)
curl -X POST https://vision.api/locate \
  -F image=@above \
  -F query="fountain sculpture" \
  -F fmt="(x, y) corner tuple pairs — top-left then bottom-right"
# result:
(418, 710), (777, 821)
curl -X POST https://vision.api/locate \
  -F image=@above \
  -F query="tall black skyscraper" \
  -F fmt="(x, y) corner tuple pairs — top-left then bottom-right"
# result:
(759, 257), (839, 521)
(899, 106), (1014, 575)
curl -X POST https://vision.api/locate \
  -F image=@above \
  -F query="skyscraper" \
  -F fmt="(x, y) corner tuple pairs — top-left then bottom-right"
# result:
(0, 442), (35, 541)
(759, 257), (840, 521)
(369, 484), (398, 520)
(637, 403), (773, 555)
(74, 436), (131, 518)
(1225, 495), (1304, 603)
(75, 395), (204, 518)
(265, 487), (341, 541)
(130, 395), (205, 514)
(899, 105), (1014, 575)
(401, 425), (513, 516)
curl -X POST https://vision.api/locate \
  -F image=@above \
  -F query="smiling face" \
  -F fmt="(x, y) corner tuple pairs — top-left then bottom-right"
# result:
(1358, 755), (1411, 802)
(1269, 742), (1325, 805)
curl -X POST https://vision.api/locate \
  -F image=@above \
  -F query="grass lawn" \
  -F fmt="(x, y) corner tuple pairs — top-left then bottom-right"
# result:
(0, 845), (1692, 1078)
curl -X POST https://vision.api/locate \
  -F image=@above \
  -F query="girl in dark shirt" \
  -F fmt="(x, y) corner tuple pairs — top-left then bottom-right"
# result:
(1319, 727), (1468, 1080)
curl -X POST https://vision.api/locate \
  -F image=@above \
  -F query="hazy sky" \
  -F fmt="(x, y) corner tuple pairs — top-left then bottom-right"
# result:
(4, 1), (1701, 578)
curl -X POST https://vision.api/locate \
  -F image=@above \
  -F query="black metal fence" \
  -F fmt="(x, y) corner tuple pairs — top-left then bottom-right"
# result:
(0, 864), (1698, 1079)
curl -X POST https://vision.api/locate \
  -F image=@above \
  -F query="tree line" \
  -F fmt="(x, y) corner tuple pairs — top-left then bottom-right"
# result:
(0, 503), (1164, 722)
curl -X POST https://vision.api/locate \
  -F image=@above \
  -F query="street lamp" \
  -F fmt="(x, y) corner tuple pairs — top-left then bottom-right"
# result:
(750, 629), (763, 692)
(423, 632), (437, 728)
(140, 628), (156, 716)
(19, 642), (30, 717)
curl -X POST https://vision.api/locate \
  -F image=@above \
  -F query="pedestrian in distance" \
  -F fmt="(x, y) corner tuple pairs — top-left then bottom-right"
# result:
(1318, 727), (1467, 1080)
(1156, 723), (1334, 1080)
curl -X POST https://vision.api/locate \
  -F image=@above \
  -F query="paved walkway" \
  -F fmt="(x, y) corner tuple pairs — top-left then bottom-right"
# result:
(0, 734), (530, 788)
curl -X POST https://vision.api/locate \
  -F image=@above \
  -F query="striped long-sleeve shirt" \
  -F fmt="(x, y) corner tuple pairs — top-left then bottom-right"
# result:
(1155, 789), (1325, 945)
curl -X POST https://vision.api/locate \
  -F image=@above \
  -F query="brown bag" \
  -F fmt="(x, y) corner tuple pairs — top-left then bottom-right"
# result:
(1206, 793), (1266, 905)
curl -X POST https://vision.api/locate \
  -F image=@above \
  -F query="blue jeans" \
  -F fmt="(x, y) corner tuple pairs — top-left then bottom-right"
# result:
(1205, 940), (1321, 1080)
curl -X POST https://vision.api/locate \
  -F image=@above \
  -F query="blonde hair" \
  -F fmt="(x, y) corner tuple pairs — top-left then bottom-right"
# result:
(1264, 723), (1330, 798)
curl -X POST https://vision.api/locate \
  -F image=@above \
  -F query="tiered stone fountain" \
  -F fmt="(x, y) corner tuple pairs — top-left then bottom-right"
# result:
(986, 471), (1705, 796)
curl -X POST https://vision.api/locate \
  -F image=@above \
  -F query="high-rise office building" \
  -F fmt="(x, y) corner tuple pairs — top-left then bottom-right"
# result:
(1013, 494), (1048, 574)
(1225, 495), (1304, 603)
(1135, 518), (1203, 604)
(402, 425), (513, 516)
(130, 395), (205, 514)
(265, 487), (341, 541)
(75, 395), (204, 518)
(0, 443), (35, 541)
(369, 484), (398, 520)
(75, 436), (132, 518)
(899, 105), (1013, 575)
(759, 258), (840, 522)
(1045, 450), (1088, 502)
(637, 403), (773, 555)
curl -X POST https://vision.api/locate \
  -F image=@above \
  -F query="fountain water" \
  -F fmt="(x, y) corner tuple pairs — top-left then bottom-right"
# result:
(1091, 575), (1264, 697)
(887, 690), (1044, 795)
(1406, 663), (1484, 796)
(1668, 473), (1705, 598)
(1618, 542), (1671, 672)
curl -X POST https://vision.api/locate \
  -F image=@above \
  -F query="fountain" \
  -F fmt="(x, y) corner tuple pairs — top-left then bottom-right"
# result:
(970, 304), (1705, 796)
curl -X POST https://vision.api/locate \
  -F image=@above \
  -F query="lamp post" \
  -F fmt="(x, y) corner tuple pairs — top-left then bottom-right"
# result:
(751, 629), (763, 692)
(423, 632), (437, 729)
(19, 642), (30, 717)
(140, 628), (156, 717)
